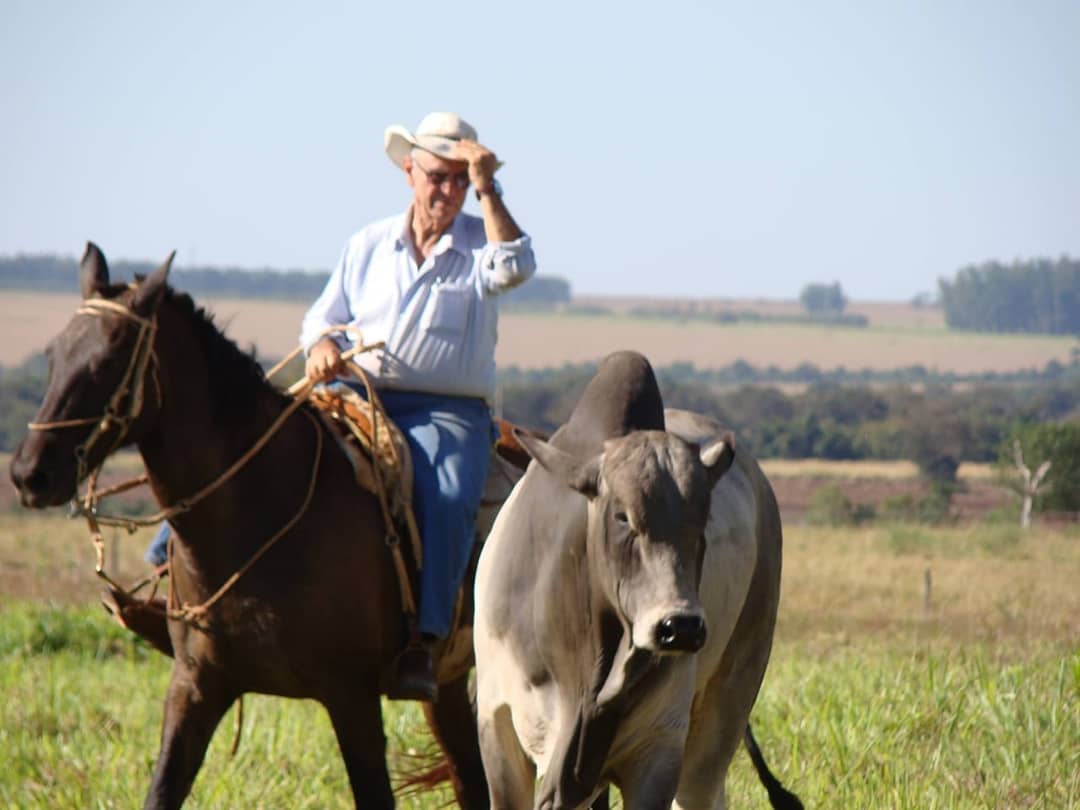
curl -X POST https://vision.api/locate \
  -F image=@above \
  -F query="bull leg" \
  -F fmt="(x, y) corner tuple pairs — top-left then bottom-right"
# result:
(477, 703), (534, 809)
(143, 665), (236, 810)
(616, 754), (682, 810)
(422, 673), (489, 809)
(673, 657), (767, 810)
(324, 691), (394, 809)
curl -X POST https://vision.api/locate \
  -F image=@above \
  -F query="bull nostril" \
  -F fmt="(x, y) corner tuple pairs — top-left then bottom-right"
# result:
(655, 614), (707, 652)
(657, 618), (678, 646)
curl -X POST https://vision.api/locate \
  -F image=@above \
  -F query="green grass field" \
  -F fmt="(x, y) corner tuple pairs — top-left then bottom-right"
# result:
(1, 512), (1077, 808)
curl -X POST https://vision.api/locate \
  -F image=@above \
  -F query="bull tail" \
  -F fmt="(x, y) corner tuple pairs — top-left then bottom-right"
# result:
(744, 723), (804, 810)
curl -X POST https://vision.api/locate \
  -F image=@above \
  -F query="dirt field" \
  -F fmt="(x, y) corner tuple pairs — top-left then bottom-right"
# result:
(2, 292), (1074, 373)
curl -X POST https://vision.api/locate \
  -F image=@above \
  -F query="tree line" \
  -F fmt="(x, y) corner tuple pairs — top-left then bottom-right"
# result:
(940, 256), (1080, 335)
(6, 351), (1076, 461)
(5, 353), (1076, 511)
(497, 363), (1080, 511)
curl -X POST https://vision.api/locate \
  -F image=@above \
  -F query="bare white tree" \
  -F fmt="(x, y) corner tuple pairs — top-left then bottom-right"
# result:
(1012, 439), (1052, 529)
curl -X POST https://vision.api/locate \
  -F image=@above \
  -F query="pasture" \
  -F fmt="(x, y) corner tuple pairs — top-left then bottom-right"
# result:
(1, 292), (1075, 374)
(1, 506), (1077, 808)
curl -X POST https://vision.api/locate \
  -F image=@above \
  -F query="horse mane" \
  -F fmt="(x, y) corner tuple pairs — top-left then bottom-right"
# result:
(150, 283), (289, 424)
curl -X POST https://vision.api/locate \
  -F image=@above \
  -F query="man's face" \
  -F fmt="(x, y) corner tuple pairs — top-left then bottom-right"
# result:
(406, 151), (470, 232)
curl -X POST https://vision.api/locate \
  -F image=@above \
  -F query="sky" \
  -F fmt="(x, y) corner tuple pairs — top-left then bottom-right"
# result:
(2, 1), (1078, 300)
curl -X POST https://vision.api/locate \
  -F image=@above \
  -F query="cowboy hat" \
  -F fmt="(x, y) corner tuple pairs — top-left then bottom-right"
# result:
(384, 111), (503, 170)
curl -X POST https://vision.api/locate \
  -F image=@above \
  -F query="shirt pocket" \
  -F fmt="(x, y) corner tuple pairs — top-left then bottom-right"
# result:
(421, 283), (472, 334)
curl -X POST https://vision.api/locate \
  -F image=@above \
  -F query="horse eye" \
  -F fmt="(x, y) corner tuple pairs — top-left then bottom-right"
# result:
(614, 511), (629, 525)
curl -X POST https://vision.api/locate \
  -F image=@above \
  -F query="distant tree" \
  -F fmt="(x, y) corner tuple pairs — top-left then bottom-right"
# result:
(806, 483), (874, 526)
(1005, 439), (1052, 528)
(900, 396), (971, 491)
(998, 422), (1080, 513)
(0, 354), (47, 453)
(803, 382), (888, 426)
(0, 252), (576, 307)
(939, 256), (1080, 334)
(500, 275), (572, 308)
(799, 282), (847, 315)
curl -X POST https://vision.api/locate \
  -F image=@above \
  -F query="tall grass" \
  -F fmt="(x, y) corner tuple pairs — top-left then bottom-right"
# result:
(1, 520), (1078, 807)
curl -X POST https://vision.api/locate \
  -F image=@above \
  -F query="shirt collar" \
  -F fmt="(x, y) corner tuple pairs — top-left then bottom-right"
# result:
(395, 207), (470, 258)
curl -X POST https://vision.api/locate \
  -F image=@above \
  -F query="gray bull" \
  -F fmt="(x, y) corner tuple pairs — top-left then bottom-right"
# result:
(474, 352), (801, 810)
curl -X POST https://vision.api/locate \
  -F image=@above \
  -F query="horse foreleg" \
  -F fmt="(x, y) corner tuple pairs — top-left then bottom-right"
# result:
(144, 665), (235, 810)
(423, 673), (490, 809)
(324, 691), (395, 809)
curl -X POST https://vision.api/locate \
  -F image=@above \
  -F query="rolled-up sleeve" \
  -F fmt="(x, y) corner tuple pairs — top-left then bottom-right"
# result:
(479, 234), (537, 294)
(300, 242), (354, 352)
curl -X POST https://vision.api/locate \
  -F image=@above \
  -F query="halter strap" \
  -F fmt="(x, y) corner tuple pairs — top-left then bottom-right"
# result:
(27, 415), (100, 430)
(77, 297), (156, 328)
(25, 297), (160, 489)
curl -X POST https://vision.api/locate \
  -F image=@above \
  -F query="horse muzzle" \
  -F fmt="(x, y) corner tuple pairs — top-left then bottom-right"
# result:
(9, 440), (77, 508)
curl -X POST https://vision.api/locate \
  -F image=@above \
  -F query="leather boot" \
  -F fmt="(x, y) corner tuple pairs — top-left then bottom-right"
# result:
(388, 638), (438, 702)
(100, 586), (174, 658)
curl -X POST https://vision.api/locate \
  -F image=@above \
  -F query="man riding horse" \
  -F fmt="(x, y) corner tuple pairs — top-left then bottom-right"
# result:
(301, 111), (535, 701)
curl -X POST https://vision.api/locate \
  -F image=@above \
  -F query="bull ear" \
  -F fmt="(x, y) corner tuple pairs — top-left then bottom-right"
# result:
(700, 432), (735, 488)
(514, 429), (600, 498)
(133, 250), (175, 317)
(80, 242), (110, 298)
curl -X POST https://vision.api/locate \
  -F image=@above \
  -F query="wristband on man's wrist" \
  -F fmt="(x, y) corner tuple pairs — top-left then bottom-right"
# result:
(475, 178), (503, 200)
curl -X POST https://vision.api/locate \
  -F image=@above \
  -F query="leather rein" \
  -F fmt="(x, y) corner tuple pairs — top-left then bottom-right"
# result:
(26, 299), (377, 624)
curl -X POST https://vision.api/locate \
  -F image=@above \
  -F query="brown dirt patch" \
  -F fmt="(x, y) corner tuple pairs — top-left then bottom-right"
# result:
(770, 476), (1012, 524)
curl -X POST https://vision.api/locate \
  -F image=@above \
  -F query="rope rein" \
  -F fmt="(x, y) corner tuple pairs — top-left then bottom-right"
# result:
(27, 303), (394, 624)
(165, 408), (325, 622)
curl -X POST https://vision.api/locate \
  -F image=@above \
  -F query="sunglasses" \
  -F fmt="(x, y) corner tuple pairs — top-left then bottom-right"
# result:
(411, 159), (471, 192)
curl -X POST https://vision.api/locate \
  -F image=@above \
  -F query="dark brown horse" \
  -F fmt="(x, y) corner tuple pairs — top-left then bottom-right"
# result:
(9, 243), (498, 809)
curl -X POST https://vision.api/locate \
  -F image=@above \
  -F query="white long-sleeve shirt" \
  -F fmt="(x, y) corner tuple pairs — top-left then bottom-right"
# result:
(300, 209), (536, 403)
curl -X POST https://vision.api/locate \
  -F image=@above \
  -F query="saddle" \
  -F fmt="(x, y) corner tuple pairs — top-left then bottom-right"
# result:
(309, 385), (422, 571)
(308, 385), (537, 623)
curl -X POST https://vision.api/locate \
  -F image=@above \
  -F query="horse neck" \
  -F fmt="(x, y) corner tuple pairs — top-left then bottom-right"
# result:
(135, 301), (300, 542)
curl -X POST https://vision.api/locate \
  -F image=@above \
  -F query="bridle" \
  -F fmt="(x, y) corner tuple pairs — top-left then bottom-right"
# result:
(27, 297), (160, 489)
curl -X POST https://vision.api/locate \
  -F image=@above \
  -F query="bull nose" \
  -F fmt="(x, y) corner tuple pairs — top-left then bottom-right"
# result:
(654, 614), (707, 652)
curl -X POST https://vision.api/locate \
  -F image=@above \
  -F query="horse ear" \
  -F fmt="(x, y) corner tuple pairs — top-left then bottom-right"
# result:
(80, 242), (110, 299)
(133, 250), (175, 317)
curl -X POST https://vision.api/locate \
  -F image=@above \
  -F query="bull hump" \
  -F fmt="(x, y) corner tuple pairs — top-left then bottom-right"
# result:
(555, 351), (665, 453)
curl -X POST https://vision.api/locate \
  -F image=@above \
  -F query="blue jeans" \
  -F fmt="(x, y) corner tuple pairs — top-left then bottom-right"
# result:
(145, 522), (171, 566)
(348, 387), (494, 639)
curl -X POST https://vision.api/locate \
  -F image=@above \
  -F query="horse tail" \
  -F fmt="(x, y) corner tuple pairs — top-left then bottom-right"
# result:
(744, 722), (804, 810)
(392, 753), (453, 800)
